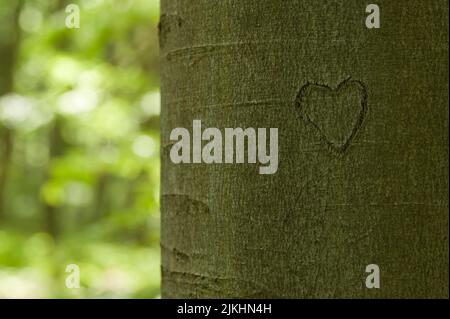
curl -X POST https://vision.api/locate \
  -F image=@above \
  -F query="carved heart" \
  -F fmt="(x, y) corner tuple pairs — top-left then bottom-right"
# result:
(295, 78), (368, 154)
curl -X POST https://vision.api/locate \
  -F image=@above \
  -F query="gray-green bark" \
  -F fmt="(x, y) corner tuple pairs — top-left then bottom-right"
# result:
(160, 0), (448, 298)
(0, 0), (22, 219)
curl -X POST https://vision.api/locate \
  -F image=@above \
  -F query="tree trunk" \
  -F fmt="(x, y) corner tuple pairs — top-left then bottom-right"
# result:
(160, 0), (448, 298)
(0, 0), (22, 219)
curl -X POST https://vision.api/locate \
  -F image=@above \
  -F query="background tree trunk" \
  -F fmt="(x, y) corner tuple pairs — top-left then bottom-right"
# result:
(0, 0), (22, 219)
(160, 0), (448, 298)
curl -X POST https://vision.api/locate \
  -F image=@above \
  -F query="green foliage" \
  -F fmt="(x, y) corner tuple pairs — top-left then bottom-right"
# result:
(0, 0), (160, 298)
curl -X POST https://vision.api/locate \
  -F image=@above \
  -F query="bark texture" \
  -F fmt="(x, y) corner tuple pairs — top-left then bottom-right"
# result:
(160, 0), (448, 298)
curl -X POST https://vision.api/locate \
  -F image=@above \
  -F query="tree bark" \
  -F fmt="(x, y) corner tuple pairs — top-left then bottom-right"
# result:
(0, 0), (22, 219)
(160, 0), (448, 298)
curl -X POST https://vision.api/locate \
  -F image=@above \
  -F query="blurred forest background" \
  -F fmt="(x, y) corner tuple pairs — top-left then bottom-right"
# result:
(0, 0), (161, 298)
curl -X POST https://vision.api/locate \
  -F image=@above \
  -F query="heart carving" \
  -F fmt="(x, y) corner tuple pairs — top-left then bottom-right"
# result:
(294, 77), (368, 154)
